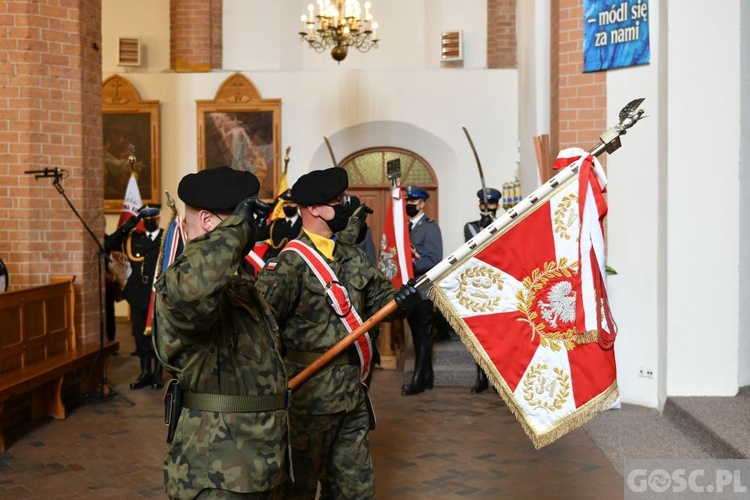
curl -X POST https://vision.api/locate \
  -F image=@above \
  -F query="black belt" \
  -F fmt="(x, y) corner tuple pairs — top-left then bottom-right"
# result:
(285, 348), (359, 366)
(182, 390), (291, 413)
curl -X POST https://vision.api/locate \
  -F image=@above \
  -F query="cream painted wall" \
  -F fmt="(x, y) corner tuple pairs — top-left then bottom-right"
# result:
(102, 0), (518, 267)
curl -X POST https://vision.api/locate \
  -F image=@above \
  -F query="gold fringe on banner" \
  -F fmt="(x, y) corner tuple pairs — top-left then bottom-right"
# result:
(429, 285), (619, 449)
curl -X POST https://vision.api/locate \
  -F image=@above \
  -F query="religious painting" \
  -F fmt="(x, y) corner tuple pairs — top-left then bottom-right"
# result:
(102, 75), (160, 213)
(197, 73), (281, 201)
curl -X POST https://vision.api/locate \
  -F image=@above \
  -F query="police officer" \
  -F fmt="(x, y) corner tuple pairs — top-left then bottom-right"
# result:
(402, 185), (443, 396)
(256, 167), (421, 499)
(463, 187), (501, 394)
(119, 203), (164, 390)
(152, 166), (289, 498)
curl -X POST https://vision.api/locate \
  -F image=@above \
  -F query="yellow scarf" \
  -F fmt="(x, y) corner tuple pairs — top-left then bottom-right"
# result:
(303, 228), (335, 261)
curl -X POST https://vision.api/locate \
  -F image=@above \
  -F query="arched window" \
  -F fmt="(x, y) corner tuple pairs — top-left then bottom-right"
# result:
(339, 148), (438, 369)
(338, 148), (439, 258)
(340, 148), (437, 188)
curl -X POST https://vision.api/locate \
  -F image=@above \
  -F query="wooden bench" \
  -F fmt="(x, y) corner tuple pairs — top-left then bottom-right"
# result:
(0, 275), (119, 452)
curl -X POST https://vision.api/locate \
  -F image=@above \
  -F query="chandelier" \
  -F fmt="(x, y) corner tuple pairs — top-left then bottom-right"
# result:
(299, 0), (379, 62)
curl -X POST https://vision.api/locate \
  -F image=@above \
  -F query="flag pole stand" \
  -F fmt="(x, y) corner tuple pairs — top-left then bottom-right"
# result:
(48, 171), (135, 407)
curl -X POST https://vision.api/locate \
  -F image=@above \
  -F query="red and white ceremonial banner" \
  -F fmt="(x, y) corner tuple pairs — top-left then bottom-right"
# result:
(428, 148), (618, 448)
(117, 172), (144, 229)
(378, 181), (413, 287)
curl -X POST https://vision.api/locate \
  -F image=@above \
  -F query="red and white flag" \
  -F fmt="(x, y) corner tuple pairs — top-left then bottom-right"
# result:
(245, 242), (269, 276)
(428, 148), (618, 448)
(378, 181), (413, 287)
(117, 172), (145, 231)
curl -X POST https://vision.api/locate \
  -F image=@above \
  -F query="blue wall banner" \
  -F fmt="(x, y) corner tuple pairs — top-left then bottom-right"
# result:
(583, 0), (650, 73)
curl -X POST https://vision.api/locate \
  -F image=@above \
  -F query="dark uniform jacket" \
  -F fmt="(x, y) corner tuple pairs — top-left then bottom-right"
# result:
(410, 216), (443, 298)
(262, 216), (302, 260)
(122, 229), (163, 310)
(152, 215), (288, 498)
(256, 231), (396, 415)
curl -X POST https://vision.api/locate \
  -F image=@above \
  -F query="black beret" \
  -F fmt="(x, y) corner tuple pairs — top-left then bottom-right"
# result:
(476, 188), (501, 202)
(405, 185), (429, 200)
(291, 167), (348, 205)
(178, 166), (260, 211)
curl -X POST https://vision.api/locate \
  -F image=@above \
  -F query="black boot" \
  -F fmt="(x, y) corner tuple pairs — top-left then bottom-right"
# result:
(151, 353), (164, 390)
(471, 364), (489, 394)
(402, 345), (430, 396)
(130, 356), (152, 390)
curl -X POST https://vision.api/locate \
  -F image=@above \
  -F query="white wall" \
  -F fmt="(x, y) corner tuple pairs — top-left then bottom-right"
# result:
(607, 0), (745, 404)
(517, 0), (550, 194)
(605, 1), (663, 407)
(738, 0), (750, 388)
(665, 1), (741, 396)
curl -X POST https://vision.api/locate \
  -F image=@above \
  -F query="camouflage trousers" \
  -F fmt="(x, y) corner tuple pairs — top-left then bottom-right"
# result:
(283, 402), (374, 500)
(188, 487), (280, 499)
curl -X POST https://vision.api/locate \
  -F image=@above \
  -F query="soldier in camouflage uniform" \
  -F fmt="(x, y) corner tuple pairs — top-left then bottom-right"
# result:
(152, 166), (289, 499)
(256, 167), (421, 500)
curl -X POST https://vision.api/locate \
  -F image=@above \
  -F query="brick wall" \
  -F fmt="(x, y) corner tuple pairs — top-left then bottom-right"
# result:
(0, 0), (103, 341)
(171, 0), (222, 70)
(487, 0), (516, 68)
(550, 0), (607, 158)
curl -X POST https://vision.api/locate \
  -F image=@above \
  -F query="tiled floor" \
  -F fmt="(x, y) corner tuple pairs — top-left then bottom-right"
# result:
(0, 327), (623, 499)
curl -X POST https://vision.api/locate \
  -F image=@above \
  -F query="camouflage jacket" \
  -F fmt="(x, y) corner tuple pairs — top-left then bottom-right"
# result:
(256, 231), (396, 415)
(152, 215), (288, 498)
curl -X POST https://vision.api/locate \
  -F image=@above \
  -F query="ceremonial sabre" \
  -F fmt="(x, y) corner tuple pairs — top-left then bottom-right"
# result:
(462, 126), (489, 207)
(288, 98), (646, 391)
(323, 136), (338, 167)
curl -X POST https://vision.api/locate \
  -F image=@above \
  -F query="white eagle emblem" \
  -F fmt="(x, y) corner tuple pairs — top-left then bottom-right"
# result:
(378, 235), (398, 279)
(537, 281), (576, 328)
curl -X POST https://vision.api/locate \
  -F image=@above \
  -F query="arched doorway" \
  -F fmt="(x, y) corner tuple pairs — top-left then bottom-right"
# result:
(339, 147), (438, 258)
(339, 147), (438, 370)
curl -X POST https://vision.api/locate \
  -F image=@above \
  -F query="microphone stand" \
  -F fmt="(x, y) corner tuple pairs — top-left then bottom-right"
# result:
(27, 168), (135, 406)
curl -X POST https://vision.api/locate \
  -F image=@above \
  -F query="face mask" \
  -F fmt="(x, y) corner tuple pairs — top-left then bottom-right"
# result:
(283, 205), (298, 218)
(482, 209), (497, 218)
(144, 219), (159, 232)
(321, 204), (355, 233)
(406, 204), (420, 218)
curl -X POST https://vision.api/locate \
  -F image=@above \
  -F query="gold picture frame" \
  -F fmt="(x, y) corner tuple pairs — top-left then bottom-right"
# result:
(196, 73), (282, 200)
(102, 75), (160, 213)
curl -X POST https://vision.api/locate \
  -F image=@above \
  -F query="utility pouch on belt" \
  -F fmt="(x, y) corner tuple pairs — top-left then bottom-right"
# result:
(164, 379), (183, 444)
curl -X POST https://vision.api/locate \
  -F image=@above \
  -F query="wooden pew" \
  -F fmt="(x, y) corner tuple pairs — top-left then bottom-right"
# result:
(0, 275), (119, 452)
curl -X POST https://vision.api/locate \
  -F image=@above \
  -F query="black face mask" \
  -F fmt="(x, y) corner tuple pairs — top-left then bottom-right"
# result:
(283, 206), (298, 218)
(481, 209), (497, 219)
(143, 218), (159, 232)
(405, 204), (420, 218)
(321, 204), (355, 234)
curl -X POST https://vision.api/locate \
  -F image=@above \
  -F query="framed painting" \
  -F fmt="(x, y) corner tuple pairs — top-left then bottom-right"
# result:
(102, 75), (160, 213)
(197, 73), (281, 201)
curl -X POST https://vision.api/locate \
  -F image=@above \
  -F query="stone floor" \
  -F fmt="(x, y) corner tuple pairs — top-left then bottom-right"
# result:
(0, 326), (624, 499)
